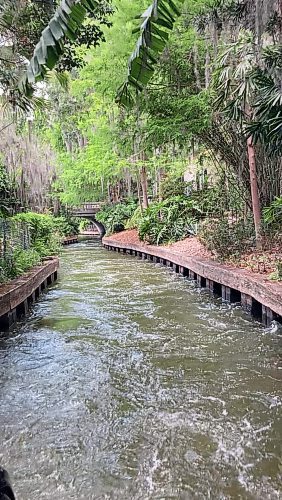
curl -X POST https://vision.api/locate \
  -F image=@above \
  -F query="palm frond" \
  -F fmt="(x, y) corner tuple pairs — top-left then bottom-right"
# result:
(116, 0), (184, 107)
(22, 0), (100, 89)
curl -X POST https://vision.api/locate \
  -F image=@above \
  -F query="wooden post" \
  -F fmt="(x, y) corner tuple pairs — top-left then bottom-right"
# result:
(241, 293), (253, 313)
(222, 286), (241, 303)
(197, 275), (206, 287)
(1, 309), (17, 329)
(262, 305), (274, 327)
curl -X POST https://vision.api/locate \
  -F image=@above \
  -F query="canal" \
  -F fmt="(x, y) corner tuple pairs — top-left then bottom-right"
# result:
(0, 240), (281, 499)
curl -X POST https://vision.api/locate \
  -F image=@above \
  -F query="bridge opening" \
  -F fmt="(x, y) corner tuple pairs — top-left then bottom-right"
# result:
(71, 203), (105, 237)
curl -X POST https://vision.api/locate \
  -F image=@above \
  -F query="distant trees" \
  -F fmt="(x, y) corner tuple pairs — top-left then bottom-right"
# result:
(1, 0), (280, 251)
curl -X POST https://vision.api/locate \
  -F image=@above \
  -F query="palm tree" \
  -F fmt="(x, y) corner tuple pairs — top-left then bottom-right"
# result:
(213, 31), (282, 247)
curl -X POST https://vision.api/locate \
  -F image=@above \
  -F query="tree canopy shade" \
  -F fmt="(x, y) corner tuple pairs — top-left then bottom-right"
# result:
(23, 0), (102, 87)
(116, 0), (184, 107)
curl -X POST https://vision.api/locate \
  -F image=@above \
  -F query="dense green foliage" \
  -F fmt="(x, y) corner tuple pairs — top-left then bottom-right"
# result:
(0, 213), (79, 283)
(0, 0), (113, 112)
(263, 197), (282, 227)
(138, 195), (201, 244)
(12, 213), (61, 257)
(198, 217), (255, 260)
(0, 164), (17, 216)
(96, 200), (137, 235)
(53, 215), (80, 237)
(39, 0), (280, 216)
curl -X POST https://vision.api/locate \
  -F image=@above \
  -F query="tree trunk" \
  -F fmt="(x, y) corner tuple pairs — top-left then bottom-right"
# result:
(117, 181), (121, 202)
(158, 167), (165, 201)
(193, 44), (201, 91)
(136, 175), (142, 212)
(113, 184), (119, 203)
(247, 136), (262, 248)
(140, 165), (149, 209)
(125, 168), (131, 197)
(205, 46), (210, 89)
(53, 196), (60, 216)
(107, 182), (111, 203)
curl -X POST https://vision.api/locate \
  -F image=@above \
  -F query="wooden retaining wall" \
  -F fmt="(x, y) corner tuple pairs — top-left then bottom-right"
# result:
(103, 239), (282, 327)
(0, 257), (59, 330)
(62, 236), (78, 245)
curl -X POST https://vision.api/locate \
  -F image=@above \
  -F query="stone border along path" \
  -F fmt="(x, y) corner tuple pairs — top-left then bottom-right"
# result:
(103, 237), (282, 327)
(0, 257), (59, 330)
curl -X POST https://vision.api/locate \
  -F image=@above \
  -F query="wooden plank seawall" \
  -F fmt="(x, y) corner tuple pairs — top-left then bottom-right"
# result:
(0, 257), (59, 329)
(62, 236), (78, 245)
(103, 238), (282, 327)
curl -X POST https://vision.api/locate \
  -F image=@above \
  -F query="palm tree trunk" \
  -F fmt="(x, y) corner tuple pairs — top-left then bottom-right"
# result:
(247, 136), (262, 248)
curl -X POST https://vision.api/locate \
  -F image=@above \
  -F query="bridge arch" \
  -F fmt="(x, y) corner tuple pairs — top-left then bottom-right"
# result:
(90, 219), (105, 236)
(71, 203), (106, 237)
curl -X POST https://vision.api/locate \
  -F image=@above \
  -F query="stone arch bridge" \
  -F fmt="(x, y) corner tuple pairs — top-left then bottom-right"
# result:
(71, 203), (105, 236)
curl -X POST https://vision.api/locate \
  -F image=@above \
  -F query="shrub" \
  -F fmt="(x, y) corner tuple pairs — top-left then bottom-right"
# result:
(160, 176), (189, 199)
(96, 200), (137, 235)
(190, 187), (224, 216)
(0, 212), (83, 283)
(79, 218), (90, 231)
(9, 248), (41, 278)
(198, 217), (255, 260)
(263, 197), (282, 228)
(53, 215), (80, 237)
(138, 195), (202, 245)
(12, 212), (60, 258)
(269, 259), (282, 281)
(125, 206), (143, 230)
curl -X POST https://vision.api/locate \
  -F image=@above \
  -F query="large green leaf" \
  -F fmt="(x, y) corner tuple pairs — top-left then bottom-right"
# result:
(22, 0), (100, 87)
(116, 0), (184, 107)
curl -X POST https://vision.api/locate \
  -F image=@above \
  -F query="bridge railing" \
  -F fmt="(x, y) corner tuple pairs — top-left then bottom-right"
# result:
(71, 202), (103, 214)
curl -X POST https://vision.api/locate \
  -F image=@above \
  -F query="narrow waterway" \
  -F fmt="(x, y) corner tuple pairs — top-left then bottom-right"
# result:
(0, 240), (281, 499)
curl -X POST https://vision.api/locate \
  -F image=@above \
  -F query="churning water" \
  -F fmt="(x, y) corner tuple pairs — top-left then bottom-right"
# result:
(0, 240), (281, 499)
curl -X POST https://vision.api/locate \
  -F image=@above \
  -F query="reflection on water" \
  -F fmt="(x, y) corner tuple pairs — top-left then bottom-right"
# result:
(0, 240), (281, 499)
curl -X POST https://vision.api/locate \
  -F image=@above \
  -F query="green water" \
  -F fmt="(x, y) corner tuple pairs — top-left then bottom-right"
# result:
(0, 240), (281, 499)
